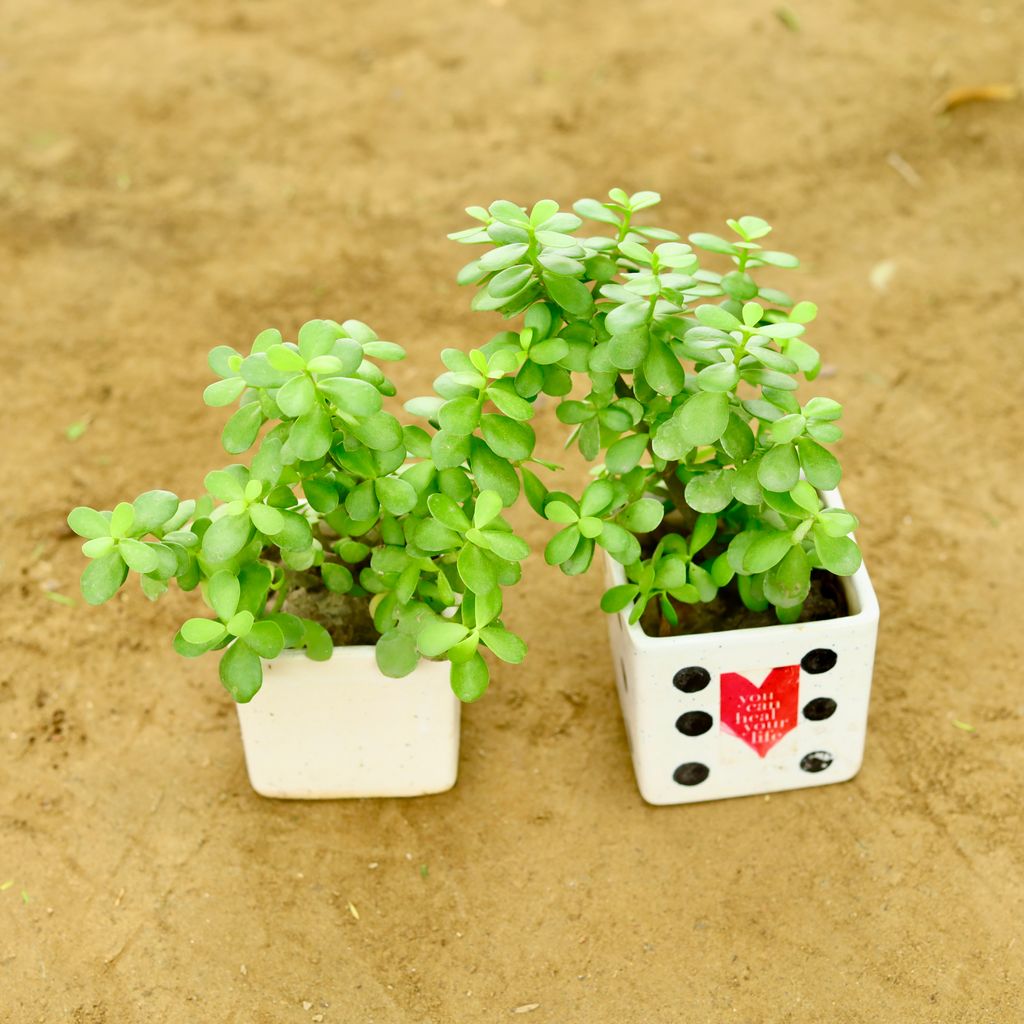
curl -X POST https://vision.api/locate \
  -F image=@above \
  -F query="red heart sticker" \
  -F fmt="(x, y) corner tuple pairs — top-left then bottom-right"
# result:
(720, 665), (800, 758)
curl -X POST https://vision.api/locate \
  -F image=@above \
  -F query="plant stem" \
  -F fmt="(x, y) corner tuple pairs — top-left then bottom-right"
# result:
(661, 461), (689, 513)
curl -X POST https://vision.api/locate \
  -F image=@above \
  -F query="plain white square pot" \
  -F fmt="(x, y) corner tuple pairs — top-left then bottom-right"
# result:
(605, 488), (879, 806)
(234, 646), (461, 799)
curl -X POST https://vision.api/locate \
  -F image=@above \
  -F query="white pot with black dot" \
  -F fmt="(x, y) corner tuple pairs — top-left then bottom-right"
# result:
(604, 489), (879, 806)
(234, 646), (460, 799)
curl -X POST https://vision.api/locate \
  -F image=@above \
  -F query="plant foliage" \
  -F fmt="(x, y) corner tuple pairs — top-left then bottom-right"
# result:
(68, 320), (529, 703)
(439, 190), (860, 631)
(69, 190), (862, 707)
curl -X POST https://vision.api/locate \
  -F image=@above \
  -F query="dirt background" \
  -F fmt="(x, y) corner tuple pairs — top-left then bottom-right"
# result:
(2, 0), (1023, 1020)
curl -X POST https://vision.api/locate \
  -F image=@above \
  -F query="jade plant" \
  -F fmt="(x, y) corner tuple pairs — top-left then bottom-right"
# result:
(67, 320), (532, 703)
(438, 190), (861, 631)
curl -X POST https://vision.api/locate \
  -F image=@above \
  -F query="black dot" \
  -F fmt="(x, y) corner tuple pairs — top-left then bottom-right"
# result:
(801, 648), (838, 674)
(673, 666), (710, 693)
(673, 762), (710, 786)
(799, 751), (834, 773)
(803, 697), (837, 721)
(676, 711), (713, 736)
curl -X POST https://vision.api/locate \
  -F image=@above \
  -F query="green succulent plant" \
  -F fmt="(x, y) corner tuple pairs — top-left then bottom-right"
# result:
(68, 319), (529, 703)
(68, 191), (863, 709)
(439, 190), (861, 629)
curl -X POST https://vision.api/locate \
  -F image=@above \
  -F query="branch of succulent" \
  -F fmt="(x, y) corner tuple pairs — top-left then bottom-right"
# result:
(441, 189), (862, 633)
(67, 319), (530, 704)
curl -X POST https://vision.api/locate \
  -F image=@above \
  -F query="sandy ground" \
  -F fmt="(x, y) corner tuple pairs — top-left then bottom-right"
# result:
(2, 0), (1023, 1020)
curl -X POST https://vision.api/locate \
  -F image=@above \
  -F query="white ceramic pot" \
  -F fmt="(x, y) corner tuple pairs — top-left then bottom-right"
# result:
(234, 646), (460, 799)
(605, 488), (879, 806)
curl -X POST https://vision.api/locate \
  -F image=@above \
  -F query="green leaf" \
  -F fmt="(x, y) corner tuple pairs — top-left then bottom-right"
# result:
(790, 480), (821, 513)
(690, 513), (718, 555)
(743, 531), (793, 574)
(597, 522), (641, 565)
(219, 642), (263, 702)
(769, 414), (806, 444)
(208, 571), (240, 620)
(244, 620), (285, 659)
(720, 415), (755, 461)
(80, 551), (128, 605)
(289, 404), (333, 461)
(431, 429), (471, 471)
(697, 362), (740, 393)
(544, 500), (579, 524)
(82, 536), (115, 558)
(109, 502), (135, 537)
(202, 513), (252, 562)
(764, 545), (811, 609)
(684, 470), (733, 513)
(479, 529), (529, 561)
(480, 414), (535, 462)
(798, 439), (842, 490)
(542, 272), (593, 316)
(317, 376), (383, 417)
(473, 490), (503, 528)
(470, 440), (520, 506)
(695, 305), (741, 331)
(607, 328), (649, 370)
(678, 391), (730, 446)
(450, 653), (490, 702)
(573, 197), (621, 225)
(757, 443), (800, 491)
(376, 630), (419, 677)
(720, 271), (758, 301)
(205, 469), (246, 502)
(600, 584), (638, 613)
(545, 524), (580, 565)
(276, 511), (313, 552)
(345, 479), (379, 523)
(605, 433), (649, 474)
(643, 337), (685, 397)
(813, 526), (862, 575)
(302, 619), (334, 660)
(297, 319), (340, 360)
(480, 625), (526, 664)
(617, 498), (663, 533)
(375, 476), (418, 516)
(689, 232), (739, 255)
(226, 609), (255, 638)
(580, 479), (614, 517)
(68, 506), (110, 540)
(417, 619), (471, 658)
(817, 508), (858, 537)
(427, 492), (472, 532)
(486, 384), (534, 421)
(438, 396), (481, 436)
(457, 543), (498, 594)
(222, 402), (263, 454)
(182, 617), (228, 645)
(249, 502), (285, 535)
(117, 538), (156, 573)
(351, 411), (404, 452)
(132, 490), (179, 531)
(322, 562), (354, 593)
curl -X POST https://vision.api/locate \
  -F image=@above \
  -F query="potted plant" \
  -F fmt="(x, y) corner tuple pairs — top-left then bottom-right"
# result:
(444, 190), (879, 805)
(67, 319), (532, 799)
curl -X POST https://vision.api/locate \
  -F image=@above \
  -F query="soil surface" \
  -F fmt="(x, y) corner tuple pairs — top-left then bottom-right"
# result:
(2, 1), (1023, 1021)
(641, 570), (849, 638)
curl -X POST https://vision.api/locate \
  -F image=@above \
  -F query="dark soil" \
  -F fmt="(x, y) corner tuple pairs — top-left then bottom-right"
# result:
(640, 569), (850, 638)
(281, 587), (380, 646)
